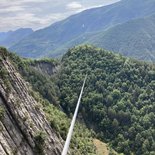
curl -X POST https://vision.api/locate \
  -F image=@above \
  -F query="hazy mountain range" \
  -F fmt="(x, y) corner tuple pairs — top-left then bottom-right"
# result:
(62, 14), (155, 62)
(0, 28), (33, 48)
(1, 0), (155, 61)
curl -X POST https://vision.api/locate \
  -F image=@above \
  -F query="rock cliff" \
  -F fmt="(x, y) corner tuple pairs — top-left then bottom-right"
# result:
(30, 60), (59, 76)
(0, 49), (64, 155)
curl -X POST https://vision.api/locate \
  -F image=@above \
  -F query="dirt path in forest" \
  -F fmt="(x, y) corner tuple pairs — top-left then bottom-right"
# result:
(93, 139), (109, 155)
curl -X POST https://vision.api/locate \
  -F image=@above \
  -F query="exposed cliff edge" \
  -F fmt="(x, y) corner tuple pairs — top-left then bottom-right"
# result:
(30, 60), (59, 77)
(0, 48), (64, 155)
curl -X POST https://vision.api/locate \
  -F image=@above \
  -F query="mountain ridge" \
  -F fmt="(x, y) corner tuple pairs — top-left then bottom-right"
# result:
(9, 0), (155, 59)
(56, 13), (155, 62)
(0, 28), (33, 48)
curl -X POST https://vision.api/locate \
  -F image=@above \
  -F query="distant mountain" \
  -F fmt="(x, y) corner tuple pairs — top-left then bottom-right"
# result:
(0, 28), (33, 48)
(56, 14), (155, 62)
(87, 14), (155, 62)
(0, 31), (12, 42)
(10, 0), (155, 58)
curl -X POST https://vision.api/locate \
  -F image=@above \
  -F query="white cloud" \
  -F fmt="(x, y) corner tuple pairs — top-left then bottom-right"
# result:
(0, 0), (120, 32)
(0, 12), (65, 31)
(66, 1), (83, 10)
(0, 0), (46, 4)
(0, 6), (25, 13)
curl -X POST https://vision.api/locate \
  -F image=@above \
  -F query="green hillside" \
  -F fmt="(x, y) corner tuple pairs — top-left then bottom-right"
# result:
(58, 45), (155, 155)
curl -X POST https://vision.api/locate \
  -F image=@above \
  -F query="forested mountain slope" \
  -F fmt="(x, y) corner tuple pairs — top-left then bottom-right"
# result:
(10, 0), (155, 59)
(3, 43), (155, 154)
(58, 45), (155, 155)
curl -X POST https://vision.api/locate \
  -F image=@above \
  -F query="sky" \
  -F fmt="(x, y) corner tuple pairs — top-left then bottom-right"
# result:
(0, 0), (120, 32)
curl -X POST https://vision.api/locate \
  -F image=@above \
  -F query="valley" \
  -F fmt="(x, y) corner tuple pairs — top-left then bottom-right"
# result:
(1, 0), (155, 154)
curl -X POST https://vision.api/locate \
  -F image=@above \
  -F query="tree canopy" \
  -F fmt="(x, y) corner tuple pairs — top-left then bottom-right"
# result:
(58, 45), (155, 155)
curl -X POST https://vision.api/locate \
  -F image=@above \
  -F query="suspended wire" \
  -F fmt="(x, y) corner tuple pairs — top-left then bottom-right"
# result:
(61, 75), (87, 155)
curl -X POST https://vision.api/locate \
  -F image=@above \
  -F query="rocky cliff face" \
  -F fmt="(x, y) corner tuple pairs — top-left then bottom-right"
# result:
(0, 50), (64, 155)
(30, 61), (59, 76)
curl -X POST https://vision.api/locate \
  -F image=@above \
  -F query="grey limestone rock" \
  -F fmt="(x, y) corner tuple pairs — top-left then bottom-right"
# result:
(0, 57), (64, 155)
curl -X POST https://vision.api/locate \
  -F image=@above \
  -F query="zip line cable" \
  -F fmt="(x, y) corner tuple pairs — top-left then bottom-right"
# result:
(61, 75), (87, 155)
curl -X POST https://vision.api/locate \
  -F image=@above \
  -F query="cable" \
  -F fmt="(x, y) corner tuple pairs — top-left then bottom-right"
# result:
(61, 75), (87, 155)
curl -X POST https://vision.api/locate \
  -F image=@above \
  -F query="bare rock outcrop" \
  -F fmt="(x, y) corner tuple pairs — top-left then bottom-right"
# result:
(30, 61), (59, 76)
(0, 54), (63, 155)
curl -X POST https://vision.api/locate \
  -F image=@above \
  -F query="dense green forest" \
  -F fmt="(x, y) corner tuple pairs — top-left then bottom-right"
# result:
(57, 45), (155, 155)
